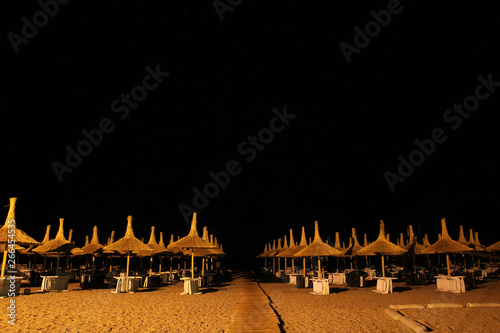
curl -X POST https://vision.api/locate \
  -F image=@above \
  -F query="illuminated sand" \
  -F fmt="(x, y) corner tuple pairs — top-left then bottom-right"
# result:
(259, 278), (500, 333)
(0, 276), (244, 333)
(2, 275), (500, 332)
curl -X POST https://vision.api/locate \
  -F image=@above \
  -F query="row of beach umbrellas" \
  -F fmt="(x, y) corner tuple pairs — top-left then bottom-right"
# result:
(259, 218), (500, 278)
(1, 198), (224, 280)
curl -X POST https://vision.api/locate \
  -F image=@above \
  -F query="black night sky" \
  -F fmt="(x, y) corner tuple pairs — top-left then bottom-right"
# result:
(2, 1), (500, 264)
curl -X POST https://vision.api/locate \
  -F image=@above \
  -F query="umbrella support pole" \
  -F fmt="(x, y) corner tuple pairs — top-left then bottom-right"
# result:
(92, 256), (95, 274)
(318, 258), (321, 279)
(126, 254), (130, 278)
(149, 256), (153, 276)
(202, 257), (205, 277)
(355, 256), (358, 276)
(56, 254), (60, 275)
(303, 257), (306, 277)
(191, 252), (194, 279)
(446, 254), (451, 277)
(0, 250), (7, 278)
(381, 255), (385, 278)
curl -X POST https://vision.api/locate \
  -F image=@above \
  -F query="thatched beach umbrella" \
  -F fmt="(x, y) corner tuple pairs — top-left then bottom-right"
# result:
(421, 218), (472, 276)
(278, 235), (289, 272)
(157, 232), (179, 273)
(137, 226), (163, 274)
(81, 226), (103, 254)
(294, 221), (342, 278)
(265, 240), (278, 274)
(332, 231), (345, 271)
(188, 226), (222, 277)
(271, 238), (283, 273)
(33, 218), (81, 274)
(276, 229), (297, 272)
(1, 197), (40, 278)
(357, 220), (406, 277)
(102, 215), (152, 277)
(486, 240), (500, 252)
(467, 229), (485, 252)
(344, 228), (371, 274)
(167, 213), (217, 279)
(287, 227), (309, 277)
(403, 225), (426, 271)
(166, 233), (185, 272)
(81, 226), (104, 272)
(458, 225), (468, 246)
(423, 234), (431, 247)
(403, 225), (425, 255)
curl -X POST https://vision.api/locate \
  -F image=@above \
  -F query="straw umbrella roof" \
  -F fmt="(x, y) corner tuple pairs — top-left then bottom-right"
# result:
(145, 226), (164, 253)
(421, 219), (473, 254)
(188, 227), (223, 257)
(277, 229), (297, 257)
(41, 225), (51, 244)
(156, 232), (177, 256)
(213, 235), (226, 256)
(257, 244), (269, 258)
(458, 225), (468, 246)
(168, 213), (217, 250)
(33, 218), (81, 255)
(265, 239), (278, 257)
(81, 226), (104, 254)
(474, 232), (486, 250)
(294, 221), (343, 257)
(166, 234), (184, 256)
(363, 233), (369, 248)
(138, 226), (175, 257)
(267, 238), (283, 257)
(343, 238), (352, 254)
(403, 225), (426, 254)
(332, 231), (344, 253)
(423, 234), (431, 247)
(467, 229), (485, 251)
(0, 197), (39, 247)
(398, 233), (405, 248)
(486, 240), (500, 252)
(357, 220), (407, 256)
(103, 216), (152, 255)
(344, 228), (370, 256)
(467, 229), (481, 251)
(283, 226), (308, 257)
(277, 235), (289, 255)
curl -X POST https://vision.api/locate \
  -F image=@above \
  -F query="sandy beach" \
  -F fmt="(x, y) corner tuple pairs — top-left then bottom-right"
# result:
(259, 277), (500, 333)
(1, 274), (243, 333)
(2, 272), (500, 332)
